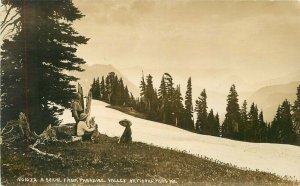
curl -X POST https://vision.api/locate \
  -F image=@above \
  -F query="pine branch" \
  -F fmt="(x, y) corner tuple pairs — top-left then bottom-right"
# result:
(0, 17), (21, 35)
(3, 21), (21, 39)
(1, 11), (19, 29)
(1, 5), (13, 28)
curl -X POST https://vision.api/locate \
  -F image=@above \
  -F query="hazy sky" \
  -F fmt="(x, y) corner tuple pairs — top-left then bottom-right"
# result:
(72, 0), (300, 115)
(73, 0), (300, 89)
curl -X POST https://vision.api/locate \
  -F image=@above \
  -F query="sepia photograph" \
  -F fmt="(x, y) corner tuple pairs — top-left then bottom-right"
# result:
(1, 0), (300, 185)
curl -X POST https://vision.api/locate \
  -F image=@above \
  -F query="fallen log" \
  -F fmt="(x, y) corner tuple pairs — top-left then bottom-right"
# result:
(29, 139), (62, 160)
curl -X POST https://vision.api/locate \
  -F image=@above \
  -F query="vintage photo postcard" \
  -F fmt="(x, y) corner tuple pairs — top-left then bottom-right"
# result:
(1, 0), (300, 185)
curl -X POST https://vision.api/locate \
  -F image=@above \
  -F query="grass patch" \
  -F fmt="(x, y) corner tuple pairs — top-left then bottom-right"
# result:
(1, 134), (297, 185)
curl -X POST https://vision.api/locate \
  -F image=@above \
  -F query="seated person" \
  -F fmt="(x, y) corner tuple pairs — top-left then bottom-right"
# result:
(77, 113), (96, 141)
(118, 119), (132, 144)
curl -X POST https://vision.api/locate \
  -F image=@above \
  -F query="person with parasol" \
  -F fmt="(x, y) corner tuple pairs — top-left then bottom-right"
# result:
(118, 119), (132, 144)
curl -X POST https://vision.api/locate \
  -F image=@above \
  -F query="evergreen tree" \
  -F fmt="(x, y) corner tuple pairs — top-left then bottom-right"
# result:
(222, 85), (241, 140)
(105, 72), (115, 103)
(214, 113), (220, 137)
(94, 77), (101, 100)
(240, 100), (248, 140)
(184, 77), (194, 130)
(266, 122), (272, 143)
(91, 78), (96, 98)
(145, 74), (154, 111)
(195, 89), (208, 134)
(207, 109), (215, 135)
(110, 75), (119, 105)
(145, 74), (159, 120)
(156, 73), (176, 124)
(1, 0), (89, 133)
(164, 73), (175, 124)
(129, 93), (136, 107)
(139, 71), (146, 112)
(292, 85), (300, 145)
(279, 100), (294, 144)
(169, 85), (182, 126)
(269, 106), (281, 143)
(270, 100), (294, 144)
(116, 78), (125, 105)
(100, 76), (106, 101)
(248, 103), (259, 142)
(258, 111), (267, 142)
(158, 74), (168, 123)
(124, 86), (130, 106)
(91, 77), (100, 100)
(140, 71), (146, 97)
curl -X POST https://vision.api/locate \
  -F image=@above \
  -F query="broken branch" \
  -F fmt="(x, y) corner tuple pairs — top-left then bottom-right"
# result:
(29, 140), (62, 160)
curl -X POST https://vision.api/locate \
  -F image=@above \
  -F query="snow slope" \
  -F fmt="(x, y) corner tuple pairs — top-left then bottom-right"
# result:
(61, 100), (300, 180)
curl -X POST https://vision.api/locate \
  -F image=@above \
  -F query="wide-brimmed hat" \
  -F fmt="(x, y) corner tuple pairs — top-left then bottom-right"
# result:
(79, 113), (88, 121)
(119, 119), (132, 127)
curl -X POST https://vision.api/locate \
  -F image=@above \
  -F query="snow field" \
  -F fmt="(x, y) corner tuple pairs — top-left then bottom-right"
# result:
(61, 100), (300, 180)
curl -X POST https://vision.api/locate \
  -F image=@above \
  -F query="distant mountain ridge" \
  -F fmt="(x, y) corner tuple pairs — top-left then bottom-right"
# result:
(70, 64), (140, 96)
(248, 81), (300, 121)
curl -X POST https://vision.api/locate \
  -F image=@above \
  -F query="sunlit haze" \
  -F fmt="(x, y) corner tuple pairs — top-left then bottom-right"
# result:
(73, 0), (300, 120)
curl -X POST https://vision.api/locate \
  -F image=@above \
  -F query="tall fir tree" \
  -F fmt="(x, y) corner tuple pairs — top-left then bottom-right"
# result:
(124, 86), (130, 106)
(158, 74), (167, 123)
(240, 100), (248, 140)
(145, 74), (154, 112)
(292, 85), (300, 145)
(248, 103), (259, 142)
(269, 106), (281, 143)
(116, 78), (125, 105)
(222, 84), (241, 140)
(100, 76), (106, 101)
(1, 0), (89, 133)
(214, 113), (220, 137)
(173, 85), (184, 127)
(94, 77), (101, 100)
(258, 111), (267, 142)
(139, 72), (146, 112)
(110, 75), (119, 105)
(156, 73), (176, 124)
(205, 109), (216, 135)
(270, 100), (294, 144)
(145, 74), (159, 120)
(195, 89), (208, 134)
(105, 72), (115, 103)
(279, 100), (294, 144)
(164, 73), (175, 124)
(91, 78), (96, 98)
(184, 77), (194, 130)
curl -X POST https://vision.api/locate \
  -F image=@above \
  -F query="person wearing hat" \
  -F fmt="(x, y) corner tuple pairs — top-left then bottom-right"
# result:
(77, 113), (96, 141)
(118, 119), (132, 144)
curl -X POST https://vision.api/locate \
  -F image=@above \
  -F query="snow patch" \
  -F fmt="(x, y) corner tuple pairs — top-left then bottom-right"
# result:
(61, 100), (300, 180)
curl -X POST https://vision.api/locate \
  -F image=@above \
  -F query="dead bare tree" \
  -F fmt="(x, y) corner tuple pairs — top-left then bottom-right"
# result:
(0, 2), (22, 39)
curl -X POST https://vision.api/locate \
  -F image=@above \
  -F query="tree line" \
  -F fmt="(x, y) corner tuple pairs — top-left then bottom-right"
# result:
(222, 84), (300, 145)
(91, 73), (220, 134)
(91, 73), (300, 146)
(90, 72), (135, 107)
